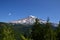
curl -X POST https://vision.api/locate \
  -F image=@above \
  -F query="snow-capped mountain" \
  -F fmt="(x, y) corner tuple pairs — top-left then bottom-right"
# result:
(9, 15), (46, 25)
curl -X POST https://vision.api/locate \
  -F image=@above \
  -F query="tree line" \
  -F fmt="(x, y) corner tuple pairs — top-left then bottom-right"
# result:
(31, 18), (60, 40)
(0, 18), (60, 40)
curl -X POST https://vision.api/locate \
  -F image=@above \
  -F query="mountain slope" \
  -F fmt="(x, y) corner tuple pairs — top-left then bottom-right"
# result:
(9, 15), (46, 25)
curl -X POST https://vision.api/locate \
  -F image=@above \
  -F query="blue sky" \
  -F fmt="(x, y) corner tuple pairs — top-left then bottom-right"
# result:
(0, 0), (60, 23)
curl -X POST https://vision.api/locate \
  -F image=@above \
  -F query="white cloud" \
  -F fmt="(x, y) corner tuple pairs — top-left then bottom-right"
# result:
(8, 13), (12, 16)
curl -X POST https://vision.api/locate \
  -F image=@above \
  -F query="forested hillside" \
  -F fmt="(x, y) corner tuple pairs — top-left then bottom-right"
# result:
(0, 18), (60, 40)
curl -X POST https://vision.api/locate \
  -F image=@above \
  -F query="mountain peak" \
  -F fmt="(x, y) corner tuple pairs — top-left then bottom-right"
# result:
(9, 15), (46, 25)
(28, 15), (37, 18)
(9, 15), (58, 27)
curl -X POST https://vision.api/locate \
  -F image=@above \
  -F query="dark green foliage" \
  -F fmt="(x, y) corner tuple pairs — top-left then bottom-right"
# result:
(44, 18), (56, 40)
(0, 18), (60, 40)
(31, 18), (45, 40)
(56, 21), (60, 40)
(0, 23), (16, 40)
(31, 18), (57, 40)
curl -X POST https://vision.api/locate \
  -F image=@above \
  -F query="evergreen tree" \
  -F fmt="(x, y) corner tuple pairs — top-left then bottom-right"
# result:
(31, 18), (45, 40)
(0, 23), (16, 40)
(44, 17), (56, 40)
(56, 21), (60, 40)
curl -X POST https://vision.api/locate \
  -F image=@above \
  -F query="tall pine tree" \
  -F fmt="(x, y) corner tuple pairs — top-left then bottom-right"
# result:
(44, 17), (56, 40)
(56, 21), (60, 40)
(31, 18), (45, 40)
